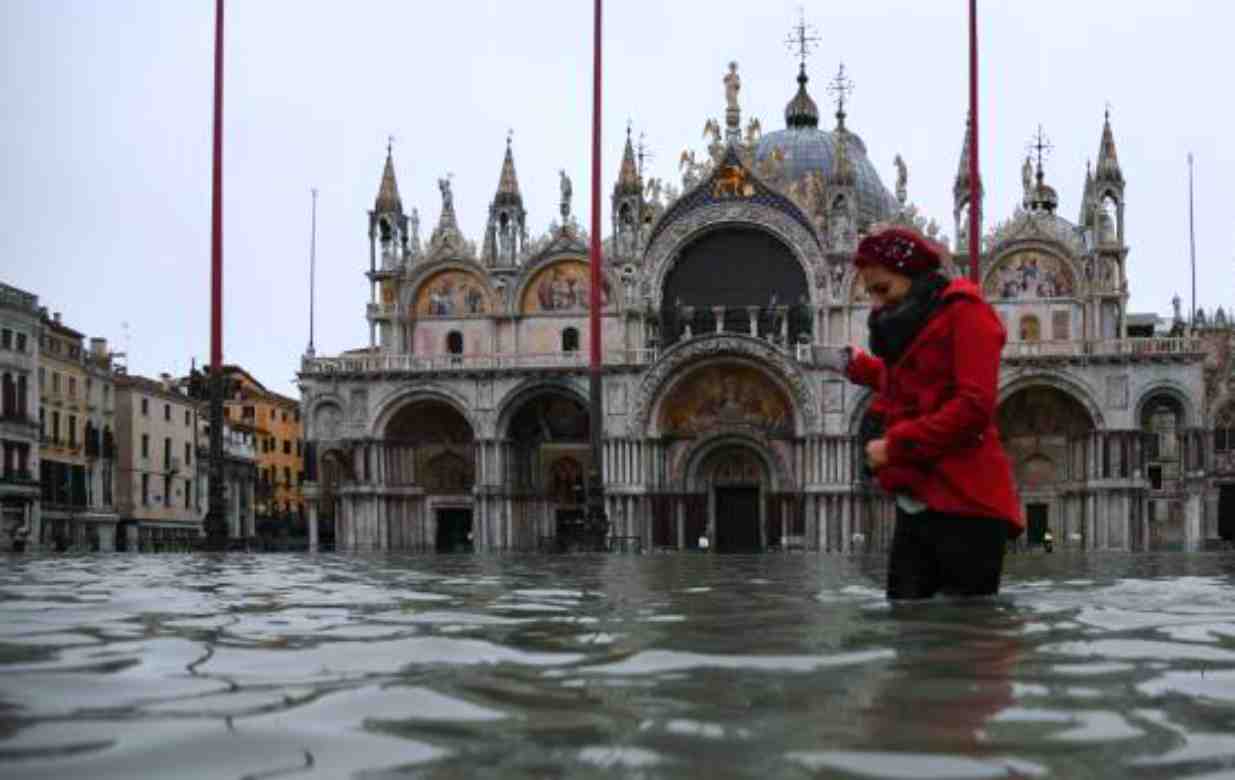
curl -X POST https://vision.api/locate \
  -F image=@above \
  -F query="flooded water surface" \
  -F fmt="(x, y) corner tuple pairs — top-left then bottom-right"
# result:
(2, 552), (1235, 778)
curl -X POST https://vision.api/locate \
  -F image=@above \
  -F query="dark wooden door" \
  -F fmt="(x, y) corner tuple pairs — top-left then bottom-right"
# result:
(1220, 485), (1235, 541)
(1026, 503), (1048, 546)
(715, 487), (760, 553)
(436, 509), (473, 552)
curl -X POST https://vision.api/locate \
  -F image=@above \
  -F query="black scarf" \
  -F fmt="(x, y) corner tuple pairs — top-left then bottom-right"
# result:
(867, 272), (950, 366)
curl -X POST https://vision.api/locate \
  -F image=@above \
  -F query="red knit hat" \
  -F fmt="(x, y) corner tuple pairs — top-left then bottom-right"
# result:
(854, 226), (943, 275)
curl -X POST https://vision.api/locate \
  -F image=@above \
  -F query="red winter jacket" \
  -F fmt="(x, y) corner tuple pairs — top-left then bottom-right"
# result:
(847, 278), (1023, 536)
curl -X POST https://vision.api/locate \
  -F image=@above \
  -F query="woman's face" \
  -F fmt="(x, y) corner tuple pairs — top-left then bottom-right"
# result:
(859, 266), (913, 308)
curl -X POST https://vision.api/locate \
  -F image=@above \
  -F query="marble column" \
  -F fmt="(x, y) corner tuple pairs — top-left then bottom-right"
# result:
(308, 501), (319, 551)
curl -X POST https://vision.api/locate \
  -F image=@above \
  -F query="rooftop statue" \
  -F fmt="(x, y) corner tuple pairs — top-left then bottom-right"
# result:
(723, 61), (741, 111)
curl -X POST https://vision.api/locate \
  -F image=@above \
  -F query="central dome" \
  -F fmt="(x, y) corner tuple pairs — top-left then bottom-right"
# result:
(753, 66), (898, 228)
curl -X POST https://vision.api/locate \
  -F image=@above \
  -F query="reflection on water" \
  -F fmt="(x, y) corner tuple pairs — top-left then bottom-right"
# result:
(1, 552), (1234, 778)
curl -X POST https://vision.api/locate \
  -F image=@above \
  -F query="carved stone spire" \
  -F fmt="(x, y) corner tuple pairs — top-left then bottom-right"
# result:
(495, 131), (522, 205)
(616, 124), (641, 195)
(1095, 106), (1124, 186)
(953, 113), (982, 203)
(374, 140), (402, 214)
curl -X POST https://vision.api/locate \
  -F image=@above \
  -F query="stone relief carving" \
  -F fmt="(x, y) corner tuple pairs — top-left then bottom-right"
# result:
(822, 380), (845, 413)
(316, 403), (343, 440)
(349, 389), (368, 424)
(1106, 375), (1130, 410)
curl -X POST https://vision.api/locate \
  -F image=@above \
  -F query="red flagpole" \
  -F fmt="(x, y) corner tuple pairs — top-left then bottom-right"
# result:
(205, 0), (228, 547)
(586, 0), (607, 537)
(211, 0), (224, 369)
(968, 0), (981, 285)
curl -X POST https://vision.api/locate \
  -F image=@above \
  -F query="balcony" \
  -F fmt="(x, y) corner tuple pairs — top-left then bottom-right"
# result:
(302, 349), (661, 376)
(1000, 337), (1206, 363)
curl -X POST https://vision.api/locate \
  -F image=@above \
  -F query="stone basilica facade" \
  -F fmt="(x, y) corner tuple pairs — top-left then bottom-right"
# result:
(298, 58), (1235, 554)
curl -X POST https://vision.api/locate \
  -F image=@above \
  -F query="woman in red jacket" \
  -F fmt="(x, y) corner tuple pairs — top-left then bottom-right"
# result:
(845, 226), (1023, 599)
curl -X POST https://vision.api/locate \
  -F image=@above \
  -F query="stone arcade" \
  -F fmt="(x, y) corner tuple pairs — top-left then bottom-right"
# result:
(299, 56), (1235, 553)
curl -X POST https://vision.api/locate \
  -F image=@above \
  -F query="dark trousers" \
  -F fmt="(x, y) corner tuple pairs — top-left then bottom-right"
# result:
(886, 508), (1008, 600)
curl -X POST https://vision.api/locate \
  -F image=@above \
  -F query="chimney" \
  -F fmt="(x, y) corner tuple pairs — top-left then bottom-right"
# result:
(53, 312), (61, 324)
(159, 372), (172, 391)
(90, 337), (108, 357)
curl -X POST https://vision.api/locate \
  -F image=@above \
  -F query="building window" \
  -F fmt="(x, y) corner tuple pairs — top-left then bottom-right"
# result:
(282, 411), (288, 423)
(1019, 315), (1041, 342)
(224, 406), (230, 419)
(142, 473), (149, 505)
(53, 373), (61, 394)
(39, 407), (45, 438)
(164, 403), (171, 422)
(141, 397), (149, 416)
(283, 466), (291, 486)
(283, 439), (291, 455)
(164, 437), (172, 469)
(185, 409), (191, 427)
(16, 375), (26, 416)
(295, 439), (302, 457)
(0, 329), (10, 350)
(271, 408), (277, 421)
(38, 367), (45, 391)
(1217, 404), (1235, 453)
(68, 415), (77, 448)
(562, 327), (580, 352)
(164, 475), (171, 507)
(446, 331), (464, 355)
(294, 409), (301, 423)
(184, 441), (192, 466)
(1, 372), (12, 417)
(185, 479), (192, 509)
(16, 333), (25, 353)
(52, 411), (61, 443)
(141, 433), (149, 458)
(68, 377), (76, 398)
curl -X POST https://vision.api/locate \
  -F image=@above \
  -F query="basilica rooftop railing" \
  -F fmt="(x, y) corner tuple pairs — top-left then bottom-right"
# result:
(304, 336), (1205, 377)
(796, 336), (1206, 367)
(301, 349), (663, 375)
(1001, 337), (1206, 361)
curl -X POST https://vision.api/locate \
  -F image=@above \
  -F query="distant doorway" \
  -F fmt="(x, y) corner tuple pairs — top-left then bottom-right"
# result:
(435, 508), (473, 552)
(1220, 485), (1235, 541)
(1026, 503), (1048, 546)
(714, 487), (760, 553)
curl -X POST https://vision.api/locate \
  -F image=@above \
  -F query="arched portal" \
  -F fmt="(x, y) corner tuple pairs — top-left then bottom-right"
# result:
(997, 386), (1096, 544)
(384, 400), (475, 551)
(501, 390), (590, 549)
(660, 227), (810, 345)
(697, 444), (768, 553)
(317, 448), (352, 549)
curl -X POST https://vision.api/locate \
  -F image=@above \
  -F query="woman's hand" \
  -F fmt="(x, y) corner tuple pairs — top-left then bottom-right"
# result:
(865, 438), (889, 470)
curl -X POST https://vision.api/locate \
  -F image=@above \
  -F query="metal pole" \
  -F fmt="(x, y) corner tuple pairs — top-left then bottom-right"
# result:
(205, 0), (228, 549)
(1188, 152), (1196, 328)
(308, 188), (317, 356)
(968, 0), (981, 285)
(586, 0), (607, 544)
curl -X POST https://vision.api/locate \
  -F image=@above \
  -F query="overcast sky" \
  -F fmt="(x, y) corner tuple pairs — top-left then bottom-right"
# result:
(3, 1), (1233, 396)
